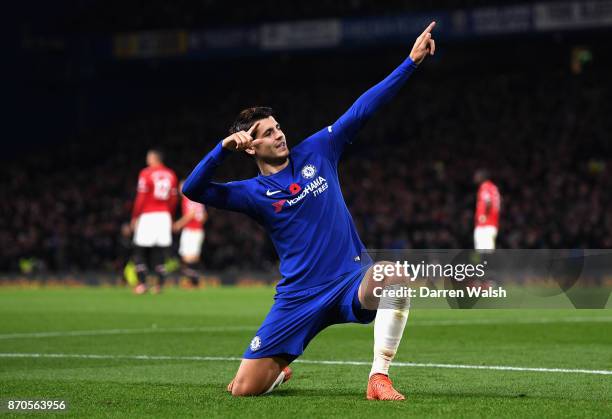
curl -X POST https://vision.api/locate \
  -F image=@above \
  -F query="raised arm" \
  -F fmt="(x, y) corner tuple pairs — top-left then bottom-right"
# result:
(182, 123), (262, 214)
(330, 22), (436, 153)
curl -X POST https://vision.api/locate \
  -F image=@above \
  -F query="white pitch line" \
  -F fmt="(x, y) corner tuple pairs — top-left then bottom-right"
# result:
(295, 359), (612, 375)
(406, 316), (612, 327)
(0, 326), (257, 340)
(0, 352), (610, 376)
(1, 317), (610, 340)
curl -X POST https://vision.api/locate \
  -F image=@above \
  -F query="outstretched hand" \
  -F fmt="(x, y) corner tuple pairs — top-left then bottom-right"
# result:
(222, 122), (263, 152)
(409, 21), (436, 65)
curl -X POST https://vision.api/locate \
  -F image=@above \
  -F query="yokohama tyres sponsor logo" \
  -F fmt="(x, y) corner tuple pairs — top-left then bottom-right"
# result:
(271, 176), (328, 213)
(286, 176), (328, 206)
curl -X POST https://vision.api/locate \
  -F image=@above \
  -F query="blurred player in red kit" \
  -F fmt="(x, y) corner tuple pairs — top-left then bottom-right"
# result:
(473, 169), (501, 250)
(131, 149), (178, 294)
(173, 180), (208, 288)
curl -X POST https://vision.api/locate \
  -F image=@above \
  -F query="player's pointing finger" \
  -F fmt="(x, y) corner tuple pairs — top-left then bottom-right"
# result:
(418, 21), (435, 41)
(247, 121), (260, 136)
(422, 21), (436, 35)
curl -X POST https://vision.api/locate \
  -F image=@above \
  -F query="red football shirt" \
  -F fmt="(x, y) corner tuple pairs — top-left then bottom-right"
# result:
(182, 195), (206, 231)
(475, 180), (500, 228)
(132, 165), (178, 220)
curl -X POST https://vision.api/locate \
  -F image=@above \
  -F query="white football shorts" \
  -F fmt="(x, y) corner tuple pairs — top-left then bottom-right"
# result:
(474, 226), (498, 251)
(133, 212), (172, 247)
(179, 228), (205, 258)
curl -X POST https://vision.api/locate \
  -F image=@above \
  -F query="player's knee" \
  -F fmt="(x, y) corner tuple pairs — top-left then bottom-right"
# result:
(183, 255), (199, 264)
(230, 379), (265, 397)
(374, 261), (404, 285)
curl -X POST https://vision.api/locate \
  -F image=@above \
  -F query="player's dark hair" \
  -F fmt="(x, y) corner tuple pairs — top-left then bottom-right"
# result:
(229, 107), (275, 134)
(148, 148), (164, 162)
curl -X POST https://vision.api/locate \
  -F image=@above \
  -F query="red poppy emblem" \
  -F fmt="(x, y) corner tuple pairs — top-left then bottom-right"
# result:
(289, 183), (301, 195)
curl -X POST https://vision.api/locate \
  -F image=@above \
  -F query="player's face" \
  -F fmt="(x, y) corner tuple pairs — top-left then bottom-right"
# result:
(146, 151), (161, 167)
(146, 152), (155, 166)
(246, 116), (289, 162)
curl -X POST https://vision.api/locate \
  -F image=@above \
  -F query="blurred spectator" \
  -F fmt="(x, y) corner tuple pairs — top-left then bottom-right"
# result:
(36, 1), (529, 33)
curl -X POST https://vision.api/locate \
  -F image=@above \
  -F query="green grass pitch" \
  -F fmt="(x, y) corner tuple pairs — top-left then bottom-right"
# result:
(0, 287), (610, 418)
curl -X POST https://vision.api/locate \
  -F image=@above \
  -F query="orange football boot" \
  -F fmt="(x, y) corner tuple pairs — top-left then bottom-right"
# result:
(366, 373), (405, 401)
(227, 366), (293, 393)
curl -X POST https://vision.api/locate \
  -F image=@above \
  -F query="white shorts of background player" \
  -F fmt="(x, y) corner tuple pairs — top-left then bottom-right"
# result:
(179, 228), (205, 258)
(474, 225), (497, 250)
(133, 212), (172, 247)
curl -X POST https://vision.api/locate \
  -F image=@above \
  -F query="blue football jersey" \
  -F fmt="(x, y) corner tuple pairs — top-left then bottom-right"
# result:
(183, 56), (418, 293)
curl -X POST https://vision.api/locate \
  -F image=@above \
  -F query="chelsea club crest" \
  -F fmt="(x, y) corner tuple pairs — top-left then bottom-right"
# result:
(301, 164), (316, 179)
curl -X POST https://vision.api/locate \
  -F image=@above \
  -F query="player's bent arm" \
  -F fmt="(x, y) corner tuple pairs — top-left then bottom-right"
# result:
(131, 170), (150, 224)
(182, 142), (255, 214)
(169, 180), (179, 218)
(173, 212), (195, 232)
(183, 142), (230, 200)
(131, 192), (146, 222)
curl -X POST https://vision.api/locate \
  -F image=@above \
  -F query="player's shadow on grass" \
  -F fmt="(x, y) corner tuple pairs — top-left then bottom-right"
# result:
(408, 390), (571, 401)
(266, 388), (555, 401)
(265, 388), (365, 398)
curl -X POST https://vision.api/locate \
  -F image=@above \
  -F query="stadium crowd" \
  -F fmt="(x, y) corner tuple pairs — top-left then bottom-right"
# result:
(2, 50), (610, 273)
(37, 0), (532, 33)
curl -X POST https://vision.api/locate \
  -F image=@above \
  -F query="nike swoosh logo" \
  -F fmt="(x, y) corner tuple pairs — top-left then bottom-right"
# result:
(266, 190), (281, 196)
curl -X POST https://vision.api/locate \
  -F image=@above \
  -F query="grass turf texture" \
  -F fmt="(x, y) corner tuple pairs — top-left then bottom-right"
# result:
(0, 287), (610, 418)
